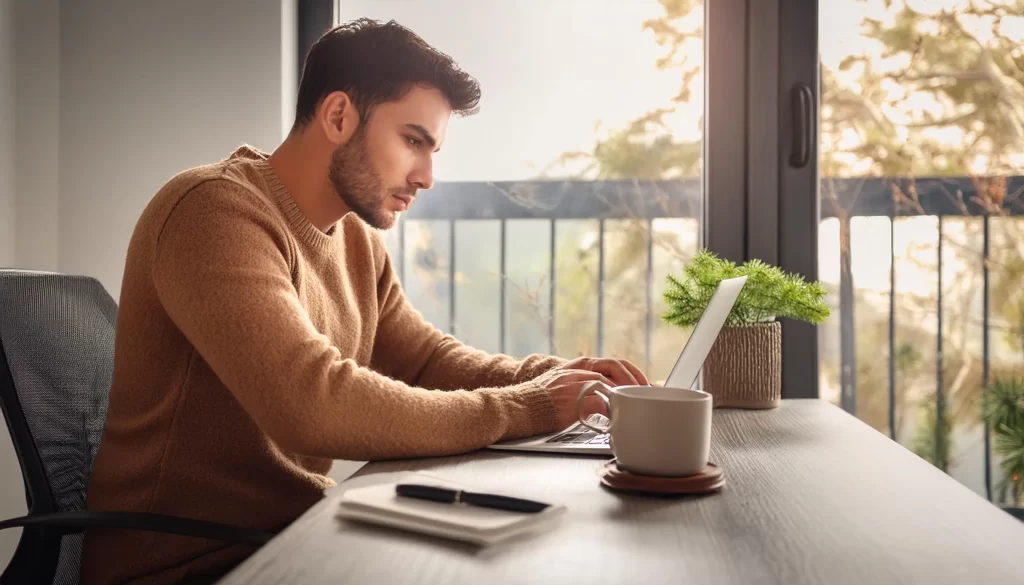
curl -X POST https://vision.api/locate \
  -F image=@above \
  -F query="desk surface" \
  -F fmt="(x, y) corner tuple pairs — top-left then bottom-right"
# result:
(218, 399), (1024, 585)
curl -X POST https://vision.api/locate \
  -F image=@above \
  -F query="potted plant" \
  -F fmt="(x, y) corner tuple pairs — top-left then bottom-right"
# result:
(983, 377), (1024, 518)
(662, 250), (830, 408)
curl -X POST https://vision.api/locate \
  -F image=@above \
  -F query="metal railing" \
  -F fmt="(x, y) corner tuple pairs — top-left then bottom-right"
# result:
(393, 175), (1024, 504)
(396, 179), (700, 364)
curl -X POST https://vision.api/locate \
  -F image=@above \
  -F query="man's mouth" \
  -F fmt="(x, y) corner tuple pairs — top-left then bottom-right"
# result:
(393, 193), (414, 211)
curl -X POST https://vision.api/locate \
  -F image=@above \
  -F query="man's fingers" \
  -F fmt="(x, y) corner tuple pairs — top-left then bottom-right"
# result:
(619, 359), (650, 386)
(567, 357), (645, 387)
(560, 357), (585, 370)
(558, 369), (614, 386)
(579, 394), (609, 418)
(600, 359), (640, 386)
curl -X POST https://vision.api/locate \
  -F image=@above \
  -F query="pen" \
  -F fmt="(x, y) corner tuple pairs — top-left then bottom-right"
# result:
(395, 483), (550, 514)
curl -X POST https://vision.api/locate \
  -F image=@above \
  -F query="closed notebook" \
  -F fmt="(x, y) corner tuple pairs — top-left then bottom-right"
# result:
(335, 472), (566, 545)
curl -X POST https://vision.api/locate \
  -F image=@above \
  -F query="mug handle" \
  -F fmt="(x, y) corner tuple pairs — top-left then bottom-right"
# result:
(576, 381), (612, 433)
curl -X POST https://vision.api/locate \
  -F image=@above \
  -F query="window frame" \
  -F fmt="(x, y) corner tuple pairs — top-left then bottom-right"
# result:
(299, 0), (821, 400)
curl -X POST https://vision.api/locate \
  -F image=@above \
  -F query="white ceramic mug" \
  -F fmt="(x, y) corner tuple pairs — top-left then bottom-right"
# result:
(576, 383), (712, 477)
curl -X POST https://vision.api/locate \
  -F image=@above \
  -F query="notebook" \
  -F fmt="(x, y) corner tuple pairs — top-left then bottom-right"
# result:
(335, 472), (567, 545)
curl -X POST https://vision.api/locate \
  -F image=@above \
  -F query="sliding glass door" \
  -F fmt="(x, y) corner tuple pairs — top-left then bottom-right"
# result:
(813, 0), (1024, 505)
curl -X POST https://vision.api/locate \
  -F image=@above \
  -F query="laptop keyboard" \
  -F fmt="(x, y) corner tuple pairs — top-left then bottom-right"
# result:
(544, 430), (610, 445)
(543, 414), (610, 445)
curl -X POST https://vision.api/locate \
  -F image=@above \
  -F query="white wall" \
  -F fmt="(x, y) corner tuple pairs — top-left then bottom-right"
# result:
(0, 0), (25, 569)
(0, 0), (15, 268)
(13, 0), (59, 272)
(58, 0), (292, 297)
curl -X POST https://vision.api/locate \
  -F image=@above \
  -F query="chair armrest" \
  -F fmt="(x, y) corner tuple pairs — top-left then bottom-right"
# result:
(0, 511), (274, 546)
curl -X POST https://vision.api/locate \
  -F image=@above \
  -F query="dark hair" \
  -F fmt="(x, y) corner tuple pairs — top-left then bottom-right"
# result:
(292, 18), (481, 132)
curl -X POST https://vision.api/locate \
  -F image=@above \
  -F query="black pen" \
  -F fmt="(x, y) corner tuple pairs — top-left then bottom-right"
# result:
(395, 484), (550, 514)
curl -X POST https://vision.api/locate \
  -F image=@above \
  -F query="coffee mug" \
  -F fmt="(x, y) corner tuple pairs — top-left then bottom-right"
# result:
(576, 383), (712, 477)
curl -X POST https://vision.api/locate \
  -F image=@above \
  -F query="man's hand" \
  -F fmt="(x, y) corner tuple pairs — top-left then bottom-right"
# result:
(530, 368), (616, 430)
(558, 357), (650, 387)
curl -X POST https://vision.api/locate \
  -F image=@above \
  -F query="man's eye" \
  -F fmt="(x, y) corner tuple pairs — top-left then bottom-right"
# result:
(406, 136), (422, 148)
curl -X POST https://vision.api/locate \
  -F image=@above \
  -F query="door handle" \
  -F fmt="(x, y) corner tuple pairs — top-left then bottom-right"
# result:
(789, 83), (813, 168)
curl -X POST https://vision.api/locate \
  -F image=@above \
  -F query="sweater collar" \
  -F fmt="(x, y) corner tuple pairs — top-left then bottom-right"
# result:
(238, 145), (337, 252)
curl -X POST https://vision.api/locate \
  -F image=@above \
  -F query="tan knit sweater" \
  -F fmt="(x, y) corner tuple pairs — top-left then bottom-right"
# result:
(80, 145), (564, 585)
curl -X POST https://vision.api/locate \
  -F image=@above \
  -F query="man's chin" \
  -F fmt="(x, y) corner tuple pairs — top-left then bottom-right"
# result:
(367, 212), (399, 231)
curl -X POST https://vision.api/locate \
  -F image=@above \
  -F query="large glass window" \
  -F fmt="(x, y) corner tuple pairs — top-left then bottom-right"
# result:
(317, 0), (1024, 510)
(341, 0), (708, 382)
(817, 0), (1024, 504)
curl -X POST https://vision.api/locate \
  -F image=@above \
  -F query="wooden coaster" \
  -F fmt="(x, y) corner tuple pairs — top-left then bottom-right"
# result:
(599, 459), (725, 495)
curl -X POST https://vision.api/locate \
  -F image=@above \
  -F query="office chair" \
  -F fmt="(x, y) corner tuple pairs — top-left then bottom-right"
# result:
(0, 270), (274, 585)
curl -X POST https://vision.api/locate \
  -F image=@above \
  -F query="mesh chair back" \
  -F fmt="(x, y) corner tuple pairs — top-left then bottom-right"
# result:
(0, 270), (117, 585)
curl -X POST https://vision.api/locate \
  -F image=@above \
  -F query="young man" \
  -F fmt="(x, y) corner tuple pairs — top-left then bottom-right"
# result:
(81, 18), (648, 585)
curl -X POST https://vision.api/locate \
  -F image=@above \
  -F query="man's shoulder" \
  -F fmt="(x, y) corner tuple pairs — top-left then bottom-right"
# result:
(158, 167), (265, 214)
(160, 146), (271, 204)
(138, 147), (279, 234)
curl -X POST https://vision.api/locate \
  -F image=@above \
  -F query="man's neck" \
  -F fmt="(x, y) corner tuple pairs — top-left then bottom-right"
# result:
(267, 135), (350, 233)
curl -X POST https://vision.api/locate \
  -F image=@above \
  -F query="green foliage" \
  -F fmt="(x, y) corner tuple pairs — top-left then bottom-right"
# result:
(993, 425), (1024, 505)
(984, 377), (1024, 504)
(910, 400), (954, 472)
(823, 0), (1024, 178)
(986, 377), (1024, 432)
(662, 250), (831, 328)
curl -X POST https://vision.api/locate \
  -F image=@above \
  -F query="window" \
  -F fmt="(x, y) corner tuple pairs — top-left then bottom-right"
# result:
(815, 0), (1024, 504)
(335, 0), (711, 383)
(304, 0), (1024, 508)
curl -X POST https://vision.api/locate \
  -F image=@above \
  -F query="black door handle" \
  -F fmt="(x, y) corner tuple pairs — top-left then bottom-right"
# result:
(789, 83), (813, 168)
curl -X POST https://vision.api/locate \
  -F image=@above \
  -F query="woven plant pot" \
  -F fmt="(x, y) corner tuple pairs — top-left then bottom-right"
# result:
(702, 322), (781, 409)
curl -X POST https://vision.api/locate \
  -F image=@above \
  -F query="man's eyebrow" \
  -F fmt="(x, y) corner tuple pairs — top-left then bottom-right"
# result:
(405, 124), (440, 152)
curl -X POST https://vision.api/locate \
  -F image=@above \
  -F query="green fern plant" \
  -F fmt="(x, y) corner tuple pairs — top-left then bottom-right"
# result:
(983, 377), (1024, 505)
(663, 249), (831, 328)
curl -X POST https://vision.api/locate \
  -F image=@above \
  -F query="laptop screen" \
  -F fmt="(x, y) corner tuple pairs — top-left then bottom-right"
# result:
(663, 275), (748, 390)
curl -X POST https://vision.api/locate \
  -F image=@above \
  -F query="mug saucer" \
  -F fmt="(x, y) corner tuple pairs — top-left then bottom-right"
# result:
(599, 459), (725, 495)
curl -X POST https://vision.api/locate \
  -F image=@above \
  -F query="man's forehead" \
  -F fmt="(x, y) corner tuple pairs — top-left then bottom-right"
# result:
(381, 86), (451, 135)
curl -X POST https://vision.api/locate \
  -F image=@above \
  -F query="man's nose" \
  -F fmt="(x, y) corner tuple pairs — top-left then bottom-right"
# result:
(410, 161), (434, 191)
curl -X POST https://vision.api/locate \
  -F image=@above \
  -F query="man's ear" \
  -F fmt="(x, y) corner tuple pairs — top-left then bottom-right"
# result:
(317, 91), (361, 146)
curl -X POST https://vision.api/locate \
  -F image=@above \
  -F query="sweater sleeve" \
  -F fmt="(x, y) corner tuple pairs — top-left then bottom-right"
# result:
(150, 181), (560, 461)
(367, 233), (566, 391)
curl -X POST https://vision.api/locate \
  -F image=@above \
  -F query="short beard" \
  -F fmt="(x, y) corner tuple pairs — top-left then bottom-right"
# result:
(327, 132), (396, 230)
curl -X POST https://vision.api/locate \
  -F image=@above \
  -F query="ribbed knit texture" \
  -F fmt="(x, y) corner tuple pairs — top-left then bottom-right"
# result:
(79, 145), (564, 585)
(702, 322), (782, 409)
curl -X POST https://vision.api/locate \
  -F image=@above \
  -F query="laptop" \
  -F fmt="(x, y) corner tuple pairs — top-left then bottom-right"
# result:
(486, 275), (748, 455)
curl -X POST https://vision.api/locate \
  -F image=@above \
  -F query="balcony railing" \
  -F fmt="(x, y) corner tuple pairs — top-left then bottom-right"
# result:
(388, 175), (1024, 506)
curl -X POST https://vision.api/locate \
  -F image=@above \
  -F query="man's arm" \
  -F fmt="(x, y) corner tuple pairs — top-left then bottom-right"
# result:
(151, 181), (559, 461)
(367, 234), (565, 391)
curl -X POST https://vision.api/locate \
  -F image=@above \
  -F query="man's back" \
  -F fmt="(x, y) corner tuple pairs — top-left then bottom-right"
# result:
(80, 146), (361, 583)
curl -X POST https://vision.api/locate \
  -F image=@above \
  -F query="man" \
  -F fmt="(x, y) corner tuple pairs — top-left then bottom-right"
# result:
(80, 17), (648, 585)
